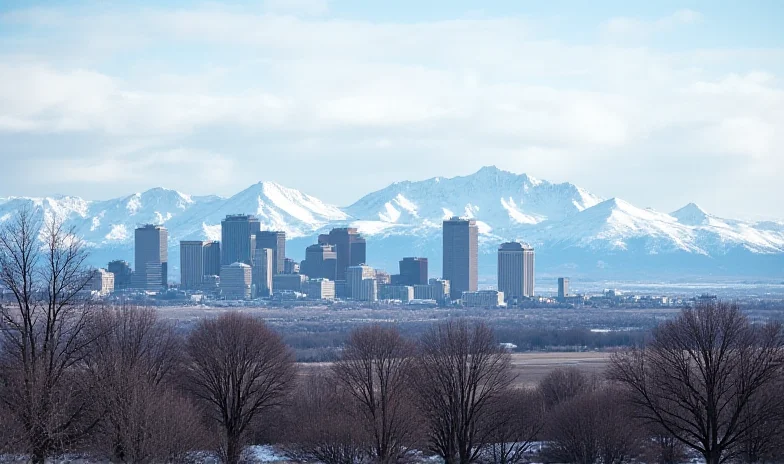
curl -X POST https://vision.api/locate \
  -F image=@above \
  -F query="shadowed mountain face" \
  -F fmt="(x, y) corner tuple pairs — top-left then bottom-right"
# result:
(2, 166), (782, 281)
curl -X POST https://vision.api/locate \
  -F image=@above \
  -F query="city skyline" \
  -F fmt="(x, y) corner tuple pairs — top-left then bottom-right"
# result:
(1, 2), (783, 220)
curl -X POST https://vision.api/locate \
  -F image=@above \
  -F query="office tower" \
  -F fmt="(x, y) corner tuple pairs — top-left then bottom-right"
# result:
(221, 215), (260, 265)
(220, 263), (252, 299)
(558, 277), (570, 300)
(88, 269), (115, 296)
(203, 241), (221, 277)
(143, 263), (164, 291)
(273, 274), (307, 292)
(497, 242), (535, 301)
(134, 224), (168, 289)
(180, 241), (206, 290)
(107, 260), (132, 290)
(301, 244), (338, 280)
(283, 258), (299, 274)
(523, 245), (535, 297)
(442, 217), (478, 300)
(347, 265), (375, 300)
(253, 248), (273, 298)
(413, 278), (451, 302)
(462, 290), (505, 307)
(306, 279), (335, 300)
(318, 228), (366, 281)
(360, 279), (378, 302)
(397, 257), (428, 285)
(255, 231), (286, 275)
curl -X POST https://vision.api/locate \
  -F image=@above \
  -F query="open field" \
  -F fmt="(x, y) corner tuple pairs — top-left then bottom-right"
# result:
(296, 351), (613, 387)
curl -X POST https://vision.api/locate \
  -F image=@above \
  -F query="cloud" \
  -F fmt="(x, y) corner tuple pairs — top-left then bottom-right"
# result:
(0, 5), (781, 219)
(601, 9), (703, 40)
(263, 0), (329, 16)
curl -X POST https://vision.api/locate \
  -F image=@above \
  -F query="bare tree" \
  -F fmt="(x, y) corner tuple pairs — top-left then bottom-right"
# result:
(84, 305), (201, 462)
(733, 378), (784, 463)
(411, 320), (513, 464)
(543, 387), (642, 464)
(0, 207), (96, 463)
(539, 366), (597, 409)
(185, 312), (296, 464)
(333, 324), (418, 463)
(282, 373), (371, 464)
(608, 301), (784, 464)
(478, 388), (544, 464)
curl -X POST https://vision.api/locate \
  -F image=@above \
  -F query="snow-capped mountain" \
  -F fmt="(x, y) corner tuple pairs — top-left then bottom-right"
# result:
(0, 166), (782, 280)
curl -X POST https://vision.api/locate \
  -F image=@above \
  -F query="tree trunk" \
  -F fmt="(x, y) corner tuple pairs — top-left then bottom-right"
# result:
(704, 449), (722, 464)
(225, 433), (242, 464)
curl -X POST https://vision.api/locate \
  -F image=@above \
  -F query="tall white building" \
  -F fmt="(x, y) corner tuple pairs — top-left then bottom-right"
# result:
(306, 278), (336, 300)
(221, 263), (252, 300)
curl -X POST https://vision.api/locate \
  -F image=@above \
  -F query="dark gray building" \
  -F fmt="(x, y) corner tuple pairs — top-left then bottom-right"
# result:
(134, 224), (168, 289)
(221, 214), (260, 265)
(497, 242), (535, 302)
(203, 241), (221, 277)
(442, 217), (478, 300)
(180, 240), (220, 290)
(108, 260), (133, 290)
(395, 257), (428, 286)
(300, 244), (338, 281)
(318, 228), (366, 281)
(255, 230), (286, 275)
(558, 277), (569, 300)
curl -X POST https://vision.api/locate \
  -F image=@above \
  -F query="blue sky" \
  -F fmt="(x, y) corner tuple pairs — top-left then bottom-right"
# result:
(0, 0), (782, 220)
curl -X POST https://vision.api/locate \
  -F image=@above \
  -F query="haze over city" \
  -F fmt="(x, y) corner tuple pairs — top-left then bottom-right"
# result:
(1, 1), (783, 220)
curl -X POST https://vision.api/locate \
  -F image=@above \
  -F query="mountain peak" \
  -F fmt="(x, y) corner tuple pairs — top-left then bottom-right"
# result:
(672, 202), (710, 225)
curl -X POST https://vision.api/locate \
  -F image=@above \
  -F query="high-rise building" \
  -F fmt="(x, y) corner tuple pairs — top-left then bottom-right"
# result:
(253, 248), (273, 298)
(396, 257), (428, 286)
(300, 244), (338, 280)
(497, 242), (535, 302)
(442, 217), (478, 300)
(220, 263), (252, 300)
(107, 260), (133, 290)
(558, 277), (570, 300)
(180, 241), (206, 290)
(283, 258), (299, 274)
(134, 224), (168, 289)
(374, 270), (391, 285)
(305, 279), (335, 300)
(181, 240), (222, 290)
(318, 228), (366, 281)
(203, 241), (221, 277)
(256, 231), (286, 275)
(88, 269), (115, 296)
(221, 215), (260, 265)
(347, 265), (376, 301)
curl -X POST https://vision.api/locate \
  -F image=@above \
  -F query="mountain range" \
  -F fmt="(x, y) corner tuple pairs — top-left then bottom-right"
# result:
(1, 166), (782, 282)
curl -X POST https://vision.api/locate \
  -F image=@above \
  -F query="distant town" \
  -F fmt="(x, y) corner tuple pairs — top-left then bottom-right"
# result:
(79, 214), (711, 309)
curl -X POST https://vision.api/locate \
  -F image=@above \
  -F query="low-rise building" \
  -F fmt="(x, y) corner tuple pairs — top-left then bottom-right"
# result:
(462, 290), (505, 307)
(221, 263), (252, 300)
(273, 274), (308, 292)
(89, 268), (115, 296)
(379, 285), (414, 302)
(305, 278), (335, 300)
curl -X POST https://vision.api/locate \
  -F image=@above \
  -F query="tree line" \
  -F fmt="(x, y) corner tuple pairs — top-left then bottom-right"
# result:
(2, 210), (784, 464)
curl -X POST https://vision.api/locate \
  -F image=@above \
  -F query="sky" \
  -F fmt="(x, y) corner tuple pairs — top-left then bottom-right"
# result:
(0, 0), (782, 220)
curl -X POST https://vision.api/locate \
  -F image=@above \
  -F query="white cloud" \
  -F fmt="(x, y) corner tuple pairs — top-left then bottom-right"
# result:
(263, 0), (329, 16)
(601, 9), (703, 40)
(0, 5), (781, 219)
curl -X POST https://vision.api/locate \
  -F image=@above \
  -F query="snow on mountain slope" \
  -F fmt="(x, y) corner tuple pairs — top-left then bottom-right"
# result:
(344, 165), (603, 231)
(0, 170), (782, 279)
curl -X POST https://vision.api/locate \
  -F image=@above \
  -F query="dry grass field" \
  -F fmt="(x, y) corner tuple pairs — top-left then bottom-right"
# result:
(508, 351), (612, 386)
(296, 351), (613, 387)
